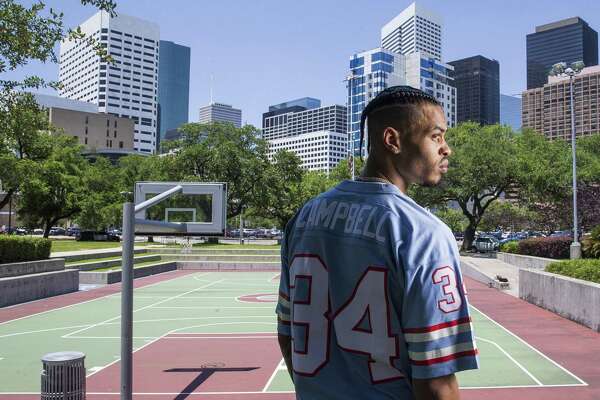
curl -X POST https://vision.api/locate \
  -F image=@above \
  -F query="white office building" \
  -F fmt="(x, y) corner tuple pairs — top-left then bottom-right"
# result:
(381, 2), (442, 61)
(262, 104), (346, 141)
(199, 102), (242, 128)
(268, 130), (348, 173)
(59, 11), (160, 154)
(347, 48), (455, 156)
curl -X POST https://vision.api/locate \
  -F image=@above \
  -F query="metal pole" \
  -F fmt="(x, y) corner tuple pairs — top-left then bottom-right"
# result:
(121, 202), (135, 400)
(7, 196), (12, 233)
(569, 75), (581, 259)
(239, 211), (244, 245)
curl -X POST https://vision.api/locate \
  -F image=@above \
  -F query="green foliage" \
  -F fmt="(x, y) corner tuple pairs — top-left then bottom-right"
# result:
(583, 225), (600, 259)
(500, 241), (519, 254)
(0, 236), (51, 263)
(17, 135), (88, 237)
(478, 201), (539, 232)
(434, 208), (468, 233)
(329, 156), (364, 182)
(546, 259), (600, 284)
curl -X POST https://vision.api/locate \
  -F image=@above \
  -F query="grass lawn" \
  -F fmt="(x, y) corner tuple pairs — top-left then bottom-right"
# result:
(192, 243), (281, 249)
(51, 240), (151, 253)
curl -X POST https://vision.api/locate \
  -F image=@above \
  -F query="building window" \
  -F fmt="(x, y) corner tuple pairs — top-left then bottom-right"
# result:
(119, 141), (124, 148)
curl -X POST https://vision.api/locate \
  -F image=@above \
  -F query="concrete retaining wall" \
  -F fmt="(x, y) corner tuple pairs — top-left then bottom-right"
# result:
(79, 262), (177, 285)
(0, 258), (65, 278)
(519, 268), (600, 332)
(146, 248), (280, 255)
(497, 252), (557, 270)
(0, 269), (78, 307)
(161, 254), (279, 262)
(460, 259), (508, 290)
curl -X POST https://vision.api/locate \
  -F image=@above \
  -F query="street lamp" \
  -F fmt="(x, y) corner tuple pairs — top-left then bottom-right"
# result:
(346, 71), (356, 180)
(550, 61), (585, 259)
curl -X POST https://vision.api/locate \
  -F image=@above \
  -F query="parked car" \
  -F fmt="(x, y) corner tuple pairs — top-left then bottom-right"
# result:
(49, 226), (66, 236)
(472, 236), (499, 253)
(32, 228), (44, 235)
(66, 227), (81, 236)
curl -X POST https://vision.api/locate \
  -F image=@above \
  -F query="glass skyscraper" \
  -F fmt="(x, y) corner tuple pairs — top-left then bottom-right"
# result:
(500, 94), (522, 132)
(158, 40), (191, 142)
(527, 17), (598, 89)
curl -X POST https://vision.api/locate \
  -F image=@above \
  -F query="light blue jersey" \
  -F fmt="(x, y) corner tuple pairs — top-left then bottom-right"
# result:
(276, 180), (479, 399)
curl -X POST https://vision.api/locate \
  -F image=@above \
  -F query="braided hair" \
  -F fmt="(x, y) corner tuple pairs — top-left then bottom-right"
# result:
(359, 85), (440, 158)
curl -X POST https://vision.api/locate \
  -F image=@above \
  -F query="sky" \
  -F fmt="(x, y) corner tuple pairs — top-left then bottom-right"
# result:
(5, 0), (600, 127)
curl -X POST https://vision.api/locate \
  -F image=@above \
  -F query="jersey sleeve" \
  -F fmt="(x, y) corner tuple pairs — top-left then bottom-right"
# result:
(399, 227), (479, 379)
(276, 215), (296, 336)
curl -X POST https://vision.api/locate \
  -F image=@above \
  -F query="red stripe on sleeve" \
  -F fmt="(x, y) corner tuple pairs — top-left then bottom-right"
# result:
(410, 349), (479, 366)
(403, 317), (471, 334)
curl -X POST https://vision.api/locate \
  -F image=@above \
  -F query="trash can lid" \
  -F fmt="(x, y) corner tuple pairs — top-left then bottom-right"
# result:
(41, 351), (86, 363)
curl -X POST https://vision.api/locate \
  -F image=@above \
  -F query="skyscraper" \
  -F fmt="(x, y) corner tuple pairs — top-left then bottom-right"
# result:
(381, 2), (442, 61)
(59, 11), (160, 154)
(347, 48), (455, 156)
(198, 103), (242, 128)
(527, 17), (598, 89)
(158, 40), (190, 143)
(448, 55), (499, 125)
(500, 94), (522, 132)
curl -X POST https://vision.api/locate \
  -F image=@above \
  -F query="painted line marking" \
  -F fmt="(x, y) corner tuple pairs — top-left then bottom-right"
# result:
(0, 324), (93, 339)
(151, 306), (274, 309)
(471, 304), (588, 386)
(62, 273), (215, 338)
(0, 269), (184, 326)
(262, 358), (285, 392)
(477, 337), (542, 386)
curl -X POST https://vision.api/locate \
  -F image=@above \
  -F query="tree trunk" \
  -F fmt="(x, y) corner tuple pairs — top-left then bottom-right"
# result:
(43, 222), (52, 238)
(462, 224), (477, 251)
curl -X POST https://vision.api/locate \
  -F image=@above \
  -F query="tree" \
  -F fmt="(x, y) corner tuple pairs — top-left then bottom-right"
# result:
(0, 92), (53, 210)
(477, 200), (539, 232)
(411, 123), (525, 250)
(166, 122), (271, 219)
(75, 157), (123, 230)
(434, 208), (468, 234)
(17, 135), (87, 237)
(329, 156), (365, 183)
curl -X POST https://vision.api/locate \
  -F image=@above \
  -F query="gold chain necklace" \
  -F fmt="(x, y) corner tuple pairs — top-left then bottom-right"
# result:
(355, 176), (392, 184)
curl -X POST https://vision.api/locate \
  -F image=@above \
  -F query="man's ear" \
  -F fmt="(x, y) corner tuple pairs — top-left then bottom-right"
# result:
(382, 127), (402, 154)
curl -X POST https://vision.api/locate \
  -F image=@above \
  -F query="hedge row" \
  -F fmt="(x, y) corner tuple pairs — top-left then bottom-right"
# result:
(516, 236), (572, 259)
(0, 236), (52, 264)
(499, 241), (519, 253)
(546, 259), (600, 284)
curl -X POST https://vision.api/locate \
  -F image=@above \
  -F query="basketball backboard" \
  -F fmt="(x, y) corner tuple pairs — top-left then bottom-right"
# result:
(133, 182), (227, 236)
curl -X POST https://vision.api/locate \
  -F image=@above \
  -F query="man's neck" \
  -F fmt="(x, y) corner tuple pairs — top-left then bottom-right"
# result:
(360, 161), (409, 194)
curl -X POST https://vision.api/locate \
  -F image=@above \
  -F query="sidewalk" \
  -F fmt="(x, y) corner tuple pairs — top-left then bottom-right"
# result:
(460, 254), (520, 297)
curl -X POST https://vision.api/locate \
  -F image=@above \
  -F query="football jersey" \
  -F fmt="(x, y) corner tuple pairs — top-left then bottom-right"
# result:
(276, 180), (479, 399)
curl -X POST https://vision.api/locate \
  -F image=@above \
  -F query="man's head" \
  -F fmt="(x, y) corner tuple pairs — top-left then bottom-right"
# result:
(360, 86), (451, 187)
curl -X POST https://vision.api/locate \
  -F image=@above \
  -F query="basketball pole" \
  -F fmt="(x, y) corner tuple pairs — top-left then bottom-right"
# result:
(121, 202), (134, 400)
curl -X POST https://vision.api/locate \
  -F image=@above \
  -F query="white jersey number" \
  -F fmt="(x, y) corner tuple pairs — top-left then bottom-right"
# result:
(432, 266), (462, 313)
(290, 255), (403, 382)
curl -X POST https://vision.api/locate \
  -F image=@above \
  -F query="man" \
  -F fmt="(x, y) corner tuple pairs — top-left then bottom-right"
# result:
(276, 86), (479, 399)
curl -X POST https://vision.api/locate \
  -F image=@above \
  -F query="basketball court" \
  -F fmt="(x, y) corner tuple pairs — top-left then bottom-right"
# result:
(1, 270), (598, 399)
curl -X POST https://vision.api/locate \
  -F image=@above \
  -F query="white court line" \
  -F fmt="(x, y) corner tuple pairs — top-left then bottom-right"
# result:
(192, 277), (278, 287)
(477, 337), (542, 386)
(470, 304), (588, 385)
(169, 331), (275, 335)
(0, 324), (93, 339)
(0, 269), (183, 326)
(262, 358), (285, 392)
(62, 273), (215, 338)
(162, 336), (277, 339)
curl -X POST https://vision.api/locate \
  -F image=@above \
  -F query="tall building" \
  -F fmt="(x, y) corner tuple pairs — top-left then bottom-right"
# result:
(59, 11), (160, 154)
(198, 102), (242, 128)
(448, 55), (499, 125)
(158, 40), (190, 143)
(522, 65), (600, 139)
(262, 97), (321, 128)
(381, 2), (442, 61)
(262, 101), (345, 141)
(500, 94), (522, 131)
(527, 17), (598, 89)
(347, 48), (455, 156)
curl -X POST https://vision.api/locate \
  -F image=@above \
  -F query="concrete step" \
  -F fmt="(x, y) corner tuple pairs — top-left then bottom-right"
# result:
(160, 254), (280, 262)
(146, 248), (280, 256)
(69, 255), (162, 271)
(56, 248), (147, 262)
(177, 261), (281, 271)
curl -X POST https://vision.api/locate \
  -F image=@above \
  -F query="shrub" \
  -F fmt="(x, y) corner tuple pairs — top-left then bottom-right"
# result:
(0, 236), (52, 264)
(517, 236), (571, 259)
(582, 225), (600, 259)
(500, 241), (519, 253)
(546, 259), (600, 284)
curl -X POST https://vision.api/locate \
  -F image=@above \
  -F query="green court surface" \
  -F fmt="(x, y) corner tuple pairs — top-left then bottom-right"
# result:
(0, 271), (585, 395)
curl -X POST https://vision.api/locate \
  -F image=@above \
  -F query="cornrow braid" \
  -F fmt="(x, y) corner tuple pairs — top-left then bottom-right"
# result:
(359, 85), (440, 158)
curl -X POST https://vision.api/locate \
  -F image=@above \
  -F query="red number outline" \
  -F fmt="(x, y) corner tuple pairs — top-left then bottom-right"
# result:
(432, 266), (462, 313)
(331, 266), (404, 384)
(289, 253), (331, 377)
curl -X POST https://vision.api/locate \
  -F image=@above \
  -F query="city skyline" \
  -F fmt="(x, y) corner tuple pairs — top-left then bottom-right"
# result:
(5, 0), (600, 127)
